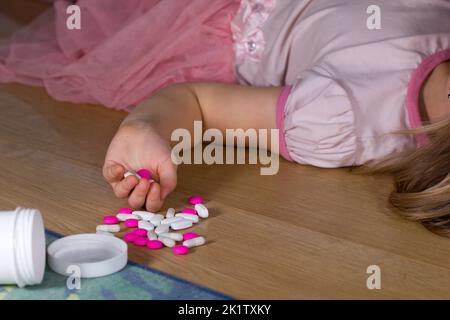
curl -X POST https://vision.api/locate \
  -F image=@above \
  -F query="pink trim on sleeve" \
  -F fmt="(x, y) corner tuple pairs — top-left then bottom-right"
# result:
(276, 85), (294, 162)
(406, 49), (450, 147)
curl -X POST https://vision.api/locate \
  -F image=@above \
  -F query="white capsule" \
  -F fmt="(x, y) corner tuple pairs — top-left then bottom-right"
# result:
(166, 207), (175, 218)
(194, 204), (209, 218)
(161, 216), (184, 225)
(155, 224), (170, 235)
(133, 211), (155, 221)
(158, 236), (176, 248)
(147, 229), (158, 240)
(116, 213), (141, 221)
(149, 214), (164, 226)
(138, 220), (154, 231)
(171, 219), (193, 230)
(124, 170), (142, 179)
(183, 236), (206, 248)
(158, 232), (183, 242)
(175, 213), (199, 223)
(96, 224), (121, 233)
(96, 230), (114, 236)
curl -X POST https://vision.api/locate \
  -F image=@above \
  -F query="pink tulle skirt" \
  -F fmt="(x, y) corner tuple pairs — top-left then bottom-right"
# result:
(0, 0), (240, 111)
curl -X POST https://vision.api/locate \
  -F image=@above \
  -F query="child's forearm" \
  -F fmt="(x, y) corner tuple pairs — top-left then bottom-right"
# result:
(122, 82), (282, 146)
(122, 84), (203, 143)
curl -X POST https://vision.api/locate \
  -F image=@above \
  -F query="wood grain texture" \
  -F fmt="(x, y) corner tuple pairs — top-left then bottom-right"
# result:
(1, 1), (450, 300)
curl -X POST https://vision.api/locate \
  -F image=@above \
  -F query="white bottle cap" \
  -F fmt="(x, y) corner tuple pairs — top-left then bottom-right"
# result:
(47, 233), (127, 278)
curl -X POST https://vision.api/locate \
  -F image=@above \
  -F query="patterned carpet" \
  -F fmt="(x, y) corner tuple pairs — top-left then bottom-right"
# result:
(0, 231), (232, 300)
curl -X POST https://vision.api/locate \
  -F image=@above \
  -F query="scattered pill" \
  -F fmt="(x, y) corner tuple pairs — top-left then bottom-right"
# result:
(96, 230), (114, 236)
(103, 215), (119, 225)
(171, 219), (193, 230)
(183, 236), (206, 248)
(175, 213), (199, 223)
(123, 232), (138, 242)
(161, 217), (184, 225)
(147, 240), (163, 250)
(195, 204), (209, 219)
(183, 232), (199, 241)
(124, 170), (141, 179)
(134, 237), (148, 246)
(118, 207), (133, 214)
(159, 232), (183, 242)
(133, 228), (148, 237)
(188, 196), (204, 205)
(138, 220), (154, 231)
(173, 245), (189, 255)
(96, 224), (120, 233)
(133, 211), (155, 221)
(136, 169), (152, 180)
(155, 224), (170, 235)
(117, 213), (141, 222)
(124, 219), (139, 228)
(147, 230), (158, 240)
(181, 208), (197, 215)
(149, 214), (164, 226)
(166, 208), (175, 218)
(158, 236), (176, 248)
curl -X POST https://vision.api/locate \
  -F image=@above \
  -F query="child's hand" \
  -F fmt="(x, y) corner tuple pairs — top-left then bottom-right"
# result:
(102, 121), (177, 212)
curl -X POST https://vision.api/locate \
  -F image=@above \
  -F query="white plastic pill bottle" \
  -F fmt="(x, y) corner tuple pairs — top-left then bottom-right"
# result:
(0, 207), (46, 287)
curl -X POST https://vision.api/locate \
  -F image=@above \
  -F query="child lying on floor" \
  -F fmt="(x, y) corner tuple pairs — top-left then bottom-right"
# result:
(1, 0), (450, 236)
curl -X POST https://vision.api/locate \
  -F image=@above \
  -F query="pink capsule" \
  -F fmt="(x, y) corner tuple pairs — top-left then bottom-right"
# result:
(188, 196), (204, 205)
(103, 215), (118, 225)
(123, 232), (138, 243)
(173, 245), (189, 255)
(183, 232), (198, 241)
(118, 207), (133, 214)
(147, 240), (163, 250)
(136, 169), (152, 180)
(181, 208), (197, 215)
(133, 228), (148, 237)
(134, 237), (148, 246)
(124, 219), (139, 228)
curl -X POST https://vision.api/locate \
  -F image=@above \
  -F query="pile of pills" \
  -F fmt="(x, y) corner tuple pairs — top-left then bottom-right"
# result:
(95, 169), (208, 255)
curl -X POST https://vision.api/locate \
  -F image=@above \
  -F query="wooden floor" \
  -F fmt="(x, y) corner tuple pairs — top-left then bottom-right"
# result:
(1, 1), (450, 300)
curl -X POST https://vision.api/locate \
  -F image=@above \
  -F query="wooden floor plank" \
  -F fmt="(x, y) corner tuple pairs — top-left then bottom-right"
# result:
(1, 1), (450, 299)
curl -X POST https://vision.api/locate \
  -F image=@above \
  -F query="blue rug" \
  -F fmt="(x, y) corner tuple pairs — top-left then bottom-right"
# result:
(0, 231), (232, 300)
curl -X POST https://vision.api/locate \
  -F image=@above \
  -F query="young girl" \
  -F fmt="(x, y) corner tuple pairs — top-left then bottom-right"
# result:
(1, 0), (450, 236)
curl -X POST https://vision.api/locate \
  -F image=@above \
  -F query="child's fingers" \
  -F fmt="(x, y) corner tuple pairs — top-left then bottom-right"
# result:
(158, 159), (177, 200)
(145, 182), (163, 212)
(103, 162), (125, 183)
(128, 178), (151, 208)
(113, 175), (139, 199)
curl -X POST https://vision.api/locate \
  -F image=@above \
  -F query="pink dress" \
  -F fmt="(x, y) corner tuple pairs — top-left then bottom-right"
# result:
(231, 0), (450, 167)
(0, 0), (240, 111)
(1, 0), (450, 168)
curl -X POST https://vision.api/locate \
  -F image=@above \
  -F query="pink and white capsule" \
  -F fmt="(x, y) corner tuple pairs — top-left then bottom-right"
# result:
(124, 170), (141, 179)
(117, 213), (141, 222)
(159, 232), (183, 242)
(133, 211), (155, 221)
(194, 204), (209, 218)
(183, 236), (206, 248)
(96, 224), (120, 233)
(138, 220), (154, 231)
(171, 219), (193, 230)
(166, 208), (175, 219)
(175, 213), (199, 223)
(161, 217), (184, 225)
(158, 236), (176, 248)
(188, 196), (204, 205)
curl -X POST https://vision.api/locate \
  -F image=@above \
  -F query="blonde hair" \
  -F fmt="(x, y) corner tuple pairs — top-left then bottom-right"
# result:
(352, 117), (450, 237)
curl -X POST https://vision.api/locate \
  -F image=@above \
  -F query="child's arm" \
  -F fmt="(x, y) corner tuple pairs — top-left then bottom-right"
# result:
(124, 83), (282, 144)
(103, 83), (282, 211)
